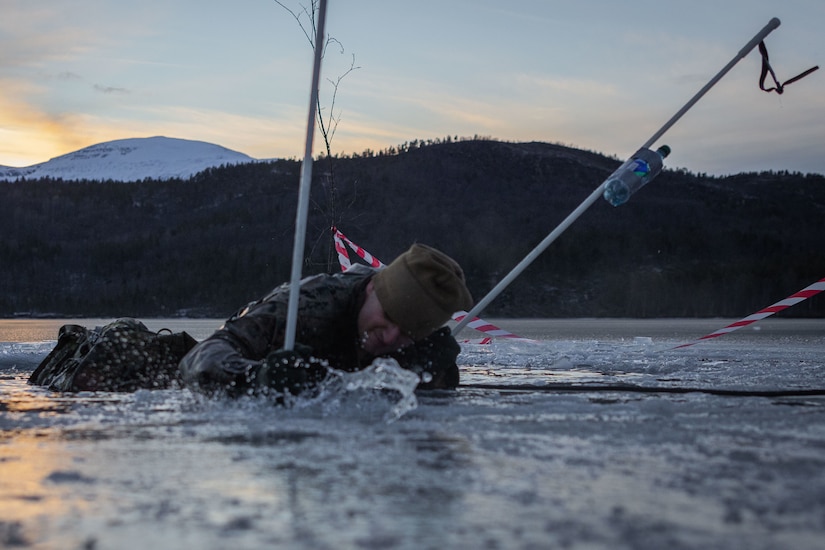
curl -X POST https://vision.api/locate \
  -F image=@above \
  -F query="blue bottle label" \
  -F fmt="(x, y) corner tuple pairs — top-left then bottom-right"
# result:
(630, 158), (650, 177)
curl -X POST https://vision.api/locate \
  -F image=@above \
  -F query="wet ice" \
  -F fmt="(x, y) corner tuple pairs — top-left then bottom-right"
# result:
(1, 318), (824, 549)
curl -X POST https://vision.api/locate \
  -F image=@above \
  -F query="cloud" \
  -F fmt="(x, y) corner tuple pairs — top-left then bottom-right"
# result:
(93, 84), (131, 95)
(0, 3), (102, 70)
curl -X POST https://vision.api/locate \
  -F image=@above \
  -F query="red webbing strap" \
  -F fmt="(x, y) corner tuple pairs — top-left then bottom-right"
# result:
(758, 41), (819, 94)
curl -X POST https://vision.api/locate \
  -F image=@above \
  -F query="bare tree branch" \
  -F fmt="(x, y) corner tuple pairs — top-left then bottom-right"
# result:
(273, 0), (317, 48)
(273, 0), (361, 270)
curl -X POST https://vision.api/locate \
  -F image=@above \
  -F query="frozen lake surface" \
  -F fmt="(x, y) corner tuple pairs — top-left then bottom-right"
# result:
(1, 318), (824, 549)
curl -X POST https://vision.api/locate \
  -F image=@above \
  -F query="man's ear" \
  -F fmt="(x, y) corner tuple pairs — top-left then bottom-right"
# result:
(365, 279), (375, 295)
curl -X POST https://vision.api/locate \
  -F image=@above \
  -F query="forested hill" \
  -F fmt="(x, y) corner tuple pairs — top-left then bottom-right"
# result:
(2, 139), (824, 319)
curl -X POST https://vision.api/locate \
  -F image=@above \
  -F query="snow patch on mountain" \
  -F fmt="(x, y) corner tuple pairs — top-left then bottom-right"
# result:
(0, 136), (259, 182)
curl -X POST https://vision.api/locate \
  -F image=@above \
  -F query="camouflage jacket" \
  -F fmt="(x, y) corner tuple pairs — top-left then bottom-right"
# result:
(179, 265), (460, 395)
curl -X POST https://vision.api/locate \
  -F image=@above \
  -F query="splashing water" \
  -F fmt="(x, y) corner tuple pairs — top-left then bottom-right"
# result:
(293, 358), (421, 423)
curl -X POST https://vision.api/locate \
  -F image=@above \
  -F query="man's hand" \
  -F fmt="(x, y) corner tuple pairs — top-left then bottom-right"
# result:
(391, 327), (460, 389)
(257, 343), (328, 395)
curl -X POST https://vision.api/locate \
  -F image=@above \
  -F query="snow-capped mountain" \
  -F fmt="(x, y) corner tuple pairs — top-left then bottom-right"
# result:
(0, 136), (259, 182)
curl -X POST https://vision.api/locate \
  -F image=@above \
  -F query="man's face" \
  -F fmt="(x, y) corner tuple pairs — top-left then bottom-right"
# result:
(357, 280), (414, 355)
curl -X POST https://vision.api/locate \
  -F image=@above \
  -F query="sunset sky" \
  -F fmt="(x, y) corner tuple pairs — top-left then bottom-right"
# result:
(1, 0), (822, 175)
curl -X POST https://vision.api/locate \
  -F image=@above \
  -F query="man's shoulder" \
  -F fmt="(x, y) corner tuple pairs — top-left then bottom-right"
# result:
(303, 263), (373, 282)
(303, 264), (376, 294)
(254, 265), (376, 307)
(337, 263), (379, 280)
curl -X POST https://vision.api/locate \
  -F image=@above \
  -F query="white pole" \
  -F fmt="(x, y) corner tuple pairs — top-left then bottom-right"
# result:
(284, 0), (328, 351)
(453, 17), (781, 336)
(642, 17), (780, 149)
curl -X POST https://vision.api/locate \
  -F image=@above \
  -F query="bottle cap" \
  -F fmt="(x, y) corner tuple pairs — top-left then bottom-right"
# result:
(657, 145), (671, 158)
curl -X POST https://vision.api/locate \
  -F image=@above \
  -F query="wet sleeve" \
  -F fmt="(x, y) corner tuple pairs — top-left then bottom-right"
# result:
(178, 335), (264, 395)
(179, 296), (288, 396)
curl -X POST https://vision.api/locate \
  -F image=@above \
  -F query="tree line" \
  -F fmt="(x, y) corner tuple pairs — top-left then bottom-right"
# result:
(1, 139), (823, 319)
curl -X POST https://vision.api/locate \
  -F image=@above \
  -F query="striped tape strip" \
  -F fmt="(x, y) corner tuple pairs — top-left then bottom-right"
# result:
(451, 313), (534, 342)
(331, 227), (532, 344)
(332, 229), (351, 272)
(333, 228), (382, 268)
(673, 276), (825, 349)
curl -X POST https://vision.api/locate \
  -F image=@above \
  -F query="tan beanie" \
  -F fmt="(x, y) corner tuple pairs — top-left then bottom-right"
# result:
(372, 244), (474, 340)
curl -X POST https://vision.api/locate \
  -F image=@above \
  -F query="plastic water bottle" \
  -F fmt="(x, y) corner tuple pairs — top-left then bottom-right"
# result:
(602, 145), (671, 206)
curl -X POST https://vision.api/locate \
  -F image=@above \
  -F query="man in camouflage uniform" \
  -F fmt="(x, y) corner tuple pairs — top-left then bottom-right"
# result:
(179, 243), (473, 397)
(29, 244), (472, 397)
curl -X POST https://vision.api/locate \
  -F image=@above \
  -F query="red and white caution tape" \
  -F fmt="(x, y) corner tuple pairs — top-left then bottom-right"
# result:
(333, 228), (382, 269)
(451, 313), (533, 343)
(333, 230), (352, 272)
(332, 227), (532, 344)
(673, 276), (825, 349)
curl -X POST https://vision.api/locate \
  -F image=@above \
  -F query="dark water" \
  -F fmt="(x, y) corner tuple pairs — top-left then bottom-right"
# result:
(1, 318), (824, 549)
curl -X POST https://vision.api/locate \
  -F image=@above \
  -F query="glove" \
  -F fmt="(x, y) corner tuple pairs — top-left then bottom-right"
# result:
(257, 343), (329, 395)
(390, 327), (460, 390)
